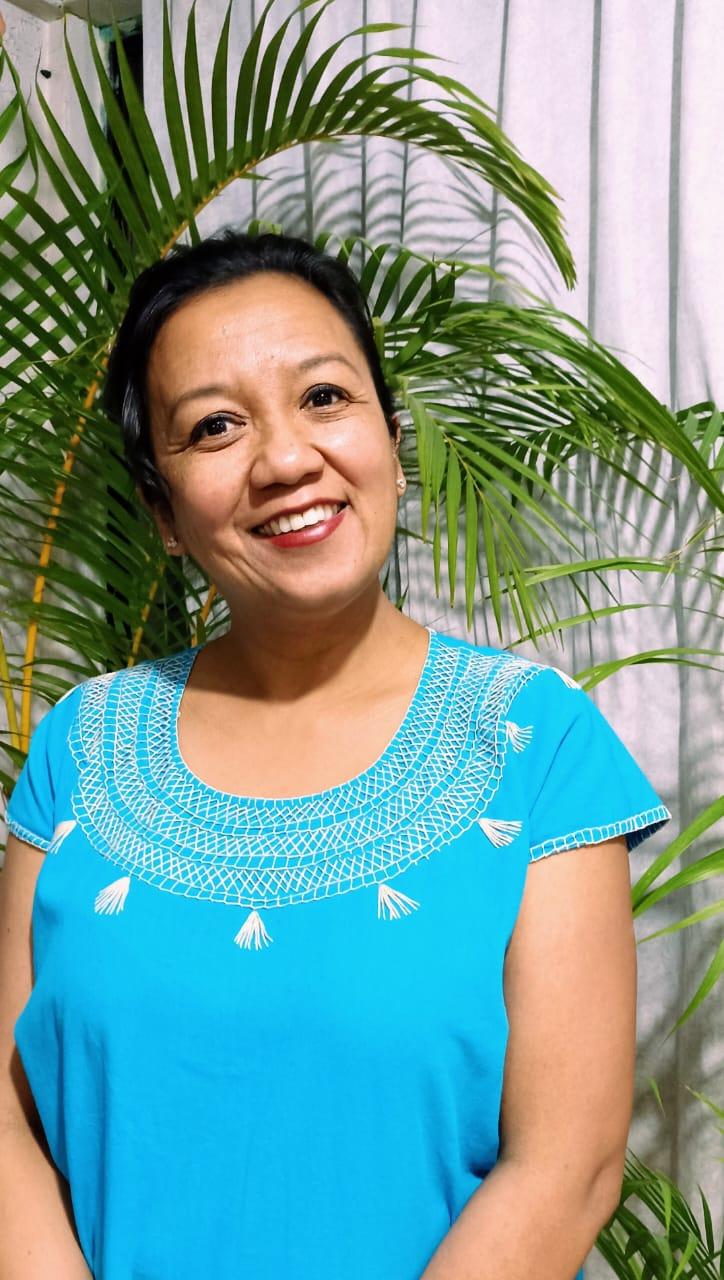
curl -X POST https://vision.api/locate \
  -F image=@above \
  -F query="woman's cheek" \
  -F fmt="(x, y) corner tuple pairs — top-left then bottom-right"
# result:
(185, 463), (243, 517)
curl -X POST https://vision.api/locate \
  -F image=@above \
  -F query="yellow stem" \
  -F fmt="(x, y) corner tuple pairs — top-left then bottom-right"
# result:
(128, 565), (164, 665)
(21, 410), (94, 750)
(0, 628), (21, 751)
(23, 339), (114, 738)
(191, 583), (218, 646)
(23, 140), (344, 732)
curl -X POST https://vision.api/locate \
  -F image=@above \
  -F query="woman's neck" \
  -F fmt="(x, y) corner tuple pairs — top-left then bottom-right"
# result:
(198, 591), (427, 708)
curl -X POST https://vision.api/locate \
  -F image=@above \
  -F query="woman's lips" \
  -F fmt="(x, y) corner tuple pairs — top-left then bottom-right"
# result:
(253, 504), (347, 548)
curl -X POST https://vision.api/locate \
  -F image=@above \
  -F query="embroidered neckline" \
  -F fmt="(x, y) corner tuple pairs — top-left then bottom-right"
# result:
(68, 633), (542, 910)
(168, 625), (437, 806)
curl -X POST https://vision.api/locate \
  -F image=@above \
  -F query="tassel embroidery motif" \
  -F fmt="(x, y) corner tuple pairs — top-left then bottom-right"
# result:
(378, 882), (420, 920)
(506, 722), (533, 753)
(48, 820), (76, 855)
(478, 818), (523, 848)
(66, 634), (559, 911)
(234, 910), (273, 950)
(95, 876), (131, 915)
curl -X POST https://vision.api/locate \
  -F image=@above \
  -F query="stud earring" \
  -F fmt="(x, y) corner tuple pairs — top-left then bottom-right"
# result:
(396, 477), (406, 490)
(167, 536), (179, 548)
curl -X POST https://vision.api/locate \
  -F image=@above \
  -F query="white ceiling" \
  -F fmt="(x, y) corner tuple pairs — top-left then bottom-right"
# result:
(9, 0), (142, 22)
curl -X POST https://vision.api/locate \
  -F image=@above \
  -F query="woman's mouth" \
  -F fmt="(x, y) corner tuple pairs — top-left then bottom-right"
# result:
(252, 502), (348, 547)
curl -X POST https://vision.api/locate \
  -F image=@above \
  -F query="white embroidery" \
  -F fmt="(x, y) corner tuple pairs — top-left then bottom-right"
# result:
(5, 819), (52, 853)
(529, 807), (671, 860)
(478, 818), (523, 848)
(378, 882), (420, 920)
(48, 819), (76, 855)
(516, 658), (581, 692)
(234, 910), (273, 950)
(506, 721), (533, 753)
(94, 876), (131, 915)
(551, 666), (581, 690)
(67, 631), (540, 910)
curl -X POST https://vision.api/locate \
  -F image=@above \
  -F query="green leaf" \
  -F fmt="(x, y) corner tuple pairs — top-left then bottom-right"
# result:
(646, 1076), (666, 1116)
(445, 447), (461, 605)
(0, 85), (21, 143)
(464, 472), (479, 628)
(252, 2), (312, 157)
(481, 498), (502, 633)
(287, 25), (404, 138)
(232, 0), (276, 167)
(0, 46), (41, 233)
(211, 0), (234, 185)
(62, 16), (157, 257)
(162, 0), (197, 234)
(432, 500), (442, 595)
(84, 11), (165, 242)
(632, 796), (724, 911)
(184, 0), (210, 192)
(408, 393), (432, 538)
(31, 80), (134, 289)
(637, 898), (724, 944)
(634, 849), (724, 916)
(111, 15), (178, 228)
(664, 938), (724, 1038)
(576, 647), (724, 690)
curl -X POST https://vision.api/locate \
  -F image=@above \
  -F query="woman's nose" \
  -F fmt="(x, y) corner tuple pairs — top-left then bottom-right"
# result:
(248, 413), (324, 489)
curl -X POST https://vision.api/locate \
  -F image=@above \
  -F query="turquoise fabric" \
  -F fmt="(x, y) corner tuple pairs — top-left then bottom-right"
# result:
(6, 628), (670, 1280)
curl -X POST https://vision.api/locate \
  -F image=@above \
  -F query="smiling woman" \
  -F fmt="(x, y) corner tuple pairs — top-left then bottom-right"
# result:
(0, 230), (671, 1280)
(142, 275), (403, 621)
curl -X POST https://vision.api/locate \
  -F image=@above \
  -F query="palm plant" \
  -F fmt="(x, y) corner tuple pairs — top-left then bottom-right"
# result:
(0, 1), (721, 1272)
(597, 1149), (723, 1279)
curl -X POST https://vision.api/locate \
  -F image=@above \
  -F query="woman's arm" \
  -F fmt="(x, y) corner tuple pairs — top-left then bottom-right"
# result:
(420, 835), (636, 1280)
(0, 1114), (93, 1280)
(0, 835), (93, 1279)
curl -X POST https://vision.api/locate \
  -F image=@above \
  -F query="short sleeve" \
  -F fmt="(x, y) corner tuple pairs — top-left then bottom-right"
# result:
(4, 686), (81, 853)
(510, 667), (672, 862)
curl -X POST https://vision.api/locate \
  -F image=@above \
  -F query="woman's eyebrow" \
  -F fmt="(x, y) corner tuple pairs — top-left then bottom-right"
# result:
(169, 352), (359, 418)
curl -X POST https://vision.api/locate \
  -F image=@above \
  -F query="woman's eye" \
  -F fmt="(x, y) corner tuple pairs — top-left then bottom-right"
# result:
(306, 383), (345, 409)
(192, 414), (236, 441)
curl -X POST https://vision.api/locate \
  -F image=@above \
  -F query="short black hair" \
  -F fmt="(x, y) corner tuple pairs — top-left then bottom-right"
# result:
(102, 230), (398, 523)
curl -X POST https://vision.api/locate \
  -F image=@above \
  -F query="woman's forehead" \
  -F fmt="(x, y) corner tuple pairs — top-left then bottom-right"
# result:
(149, 274), (358, 375)
(145, 275), (368, 420)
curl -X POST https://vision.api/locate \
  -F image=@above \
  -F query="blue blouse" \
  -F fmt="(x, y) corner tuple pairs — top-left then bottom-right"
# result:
(6, 627), (670, 1280)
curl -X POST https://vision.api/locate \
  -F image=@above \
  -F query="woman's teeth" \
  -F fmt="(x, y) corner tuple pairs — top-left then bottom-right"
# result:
(256, 503), (343, 537)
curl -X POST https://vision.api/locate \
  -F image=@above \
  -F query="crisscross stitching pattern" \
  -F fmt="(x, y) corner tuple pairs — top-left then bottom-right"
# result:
(68, 632), (541, 908)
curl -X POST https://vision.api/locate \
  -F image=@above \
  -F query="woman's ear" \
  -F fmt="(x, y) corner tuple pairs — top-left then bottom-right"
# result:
(135, 486), (179, 553)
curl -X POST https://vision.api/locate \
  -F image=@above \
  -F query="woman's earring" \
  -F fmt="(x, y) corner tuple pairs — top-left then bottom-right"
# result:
(167, 535), (179, 548)
(396, 477), (406, 491)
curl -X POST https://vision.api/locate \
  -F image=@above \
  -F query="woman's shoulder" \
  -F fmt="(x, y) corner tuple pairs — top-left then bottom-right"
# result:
(432, 628), (583, 695)
(32, 648), (193, 754)
(57, 646), (191, 701)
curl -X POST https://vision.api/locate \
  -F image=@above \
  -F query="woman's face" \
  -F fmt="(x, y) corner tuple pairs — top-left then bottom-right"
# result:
(145, 272), (404, 623)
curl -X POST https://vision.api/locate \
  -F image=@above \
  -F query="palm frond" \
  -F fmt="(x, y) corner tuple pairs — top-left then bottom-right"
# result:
(0, 0), (720, 782)
(596, 1151), (722, 1279)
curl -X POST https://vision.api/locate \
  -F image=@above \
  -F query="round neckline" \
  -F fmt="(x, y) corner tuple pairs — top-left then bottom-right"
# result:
(73, 631), (542, 905)
(165, 625), (438, 807)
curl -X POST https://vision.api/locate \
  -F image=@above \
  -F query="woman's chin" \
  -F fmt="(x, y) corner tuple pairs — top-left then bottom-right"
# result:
(243, 568), (384, 620)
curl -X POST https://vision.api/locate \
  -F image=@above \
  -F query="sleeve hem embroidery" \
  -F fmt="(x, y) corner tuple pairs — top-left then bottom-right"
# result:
(5, 818), (51, 853)
(529, 805), (672, 861)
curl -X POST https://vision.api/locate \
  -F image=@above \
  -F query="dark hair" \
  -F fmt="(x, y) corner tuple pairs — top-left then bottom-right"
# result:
(102, 230), (398, 521)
